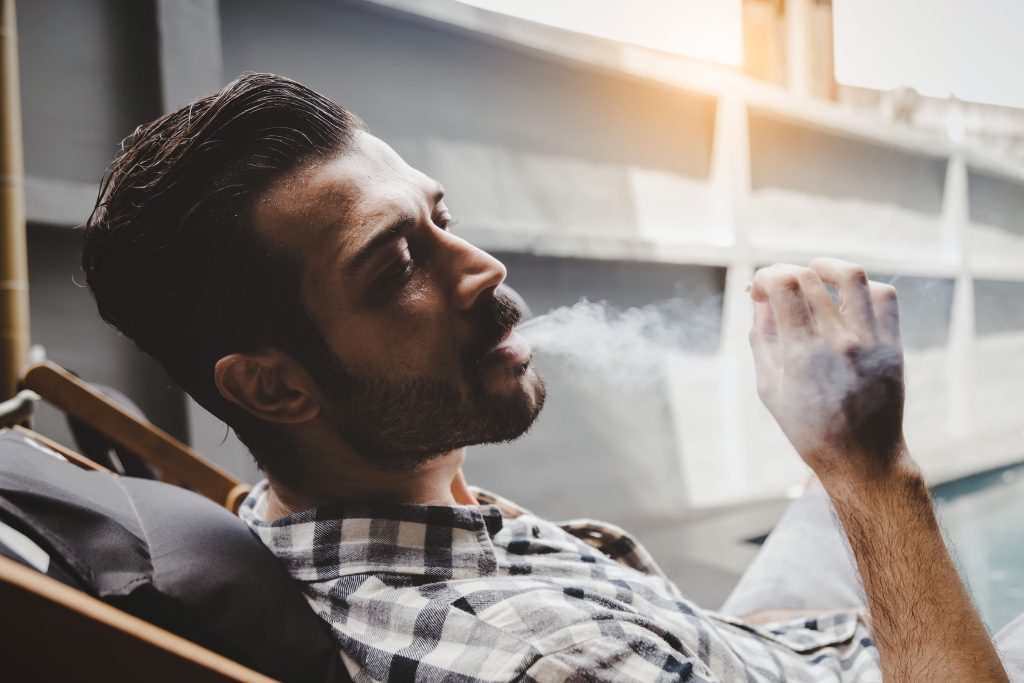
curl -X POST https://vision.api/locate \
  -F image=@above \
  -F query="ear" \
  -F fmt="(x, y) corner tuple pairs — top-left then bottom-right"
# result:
(214, 349), (320, 425)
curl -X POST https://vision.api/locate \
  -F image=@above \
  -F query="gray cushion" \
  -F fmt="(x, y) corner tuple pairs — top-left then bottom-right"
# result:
(0, 429), (348, 683)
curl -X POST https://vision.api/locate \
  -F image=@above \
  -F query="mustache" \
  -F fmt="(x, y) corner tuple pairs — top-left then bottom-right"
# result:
(464, 292), (522, 365)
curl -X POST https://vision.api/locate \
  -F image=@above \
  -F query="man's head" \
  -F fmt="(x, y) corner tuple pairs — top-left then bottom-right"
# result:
(83, 73), (545, 486)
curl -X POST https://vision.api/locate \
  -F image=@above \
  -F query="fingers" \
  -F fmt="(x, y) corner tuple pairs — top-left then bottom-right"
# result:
(752, 259), (903, 349)
(751, 265), (841, 339)
(751, 266), (813, 341)
(750, 298), (780, 363)
(808, 257), (876, 335)
(774, 264), (843, 334)
(750, 298), (781, 399)
(869, 281), (901, 345)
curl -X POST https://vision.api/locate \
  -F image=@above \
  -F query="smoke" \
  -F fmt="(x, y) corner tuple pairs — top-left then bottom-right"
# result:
(517, 296), (722, 385)
(517, 293), (905, 411)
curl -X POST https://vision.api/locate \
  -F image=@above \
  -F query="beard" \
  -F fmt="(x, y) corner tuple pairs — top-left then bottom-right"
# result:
(311, 292), (546, 471)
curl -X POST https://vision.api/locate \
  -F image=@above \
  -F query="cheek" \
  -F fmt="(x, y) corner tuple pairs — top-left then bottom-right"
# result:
(335, 302), (462, 377)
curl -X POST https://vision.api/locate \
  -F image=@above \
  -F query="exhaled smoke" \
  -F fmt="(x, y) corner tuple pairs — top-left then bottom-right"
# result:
(517, 295), (905, 408)
(517, 297), (722, 385)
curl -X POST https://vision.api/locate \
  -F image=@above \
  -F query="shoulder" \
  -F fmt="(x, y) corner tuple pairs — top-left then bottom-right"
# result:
(469, 486), (666, 577)
(470, 485), (533, 518)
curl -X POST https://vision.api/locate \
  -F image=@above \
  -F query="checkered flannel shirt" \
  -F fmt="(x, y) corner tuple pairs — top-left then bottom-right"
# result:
(240, 480), (880, 682)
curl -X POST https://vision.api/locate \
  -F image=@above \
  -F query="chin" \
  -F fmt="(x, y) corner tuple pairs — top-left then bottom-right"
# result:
(477, 364), (546, 443)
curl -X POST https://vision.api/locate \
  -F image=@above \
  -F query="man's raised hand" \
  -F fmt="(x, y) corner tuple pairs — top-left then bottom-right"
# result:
(749, 258), (907, 485)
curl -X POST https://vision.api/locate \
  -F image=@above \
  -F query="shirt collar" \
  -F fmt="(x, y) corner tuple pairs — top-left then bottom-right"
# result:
(240, 479), (508, 581)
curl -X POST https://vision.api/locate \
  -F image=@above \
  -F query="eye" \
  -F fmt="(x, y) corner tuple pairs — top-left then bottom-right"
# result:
(380, 245), (414, 285)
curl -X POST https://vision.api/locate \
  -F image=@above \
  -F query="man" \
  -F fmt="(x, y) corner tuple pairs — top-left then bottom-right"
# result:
(82, 74), (1008, 681)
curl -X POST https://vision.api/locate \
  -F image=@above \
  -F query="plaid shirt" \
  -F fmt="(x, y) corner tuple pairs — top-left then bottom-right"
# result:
(240, 481), (880, 682)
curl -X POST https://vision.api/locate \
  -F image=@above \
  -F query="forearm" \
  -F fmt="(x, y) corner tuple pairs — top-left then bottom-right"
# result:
(824, 455), (1008, 682)
(748, 259), (1010, 680)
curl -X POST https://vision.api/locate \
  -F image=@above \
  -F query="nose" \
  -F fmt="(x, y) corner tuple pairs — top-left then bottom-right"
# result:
(443, 233), (507, 311)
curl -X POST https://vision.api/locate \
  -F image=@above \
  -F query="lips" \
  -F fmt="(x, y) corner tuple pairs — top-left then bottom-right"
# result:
(468, 292), (528, 367)
(483, 329), (532, 366)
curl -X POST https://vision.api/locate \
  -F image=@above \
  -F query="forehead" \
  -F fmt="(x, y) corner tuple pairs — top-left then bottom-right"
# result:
(252, 130), (435, 252)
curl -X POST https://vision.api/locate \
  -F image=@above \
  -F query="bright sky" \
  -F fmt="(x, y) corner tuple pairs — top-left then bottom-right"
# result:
(832, 0), (1024, 108)
(455, 0), (743, 66)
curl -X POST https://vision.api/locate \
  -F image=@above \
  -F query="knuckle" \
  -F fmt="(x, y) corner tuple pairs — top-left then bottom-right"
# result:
(778, 274), (801, 293)
(844, 266), (869, 286)
(796, 268), (819, 285)
(875, 283), (898, 301)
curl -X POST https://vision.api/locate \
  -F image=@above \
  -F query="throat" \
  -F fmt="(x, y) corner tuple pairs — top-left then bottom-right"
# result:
(263, 448), (473, 519)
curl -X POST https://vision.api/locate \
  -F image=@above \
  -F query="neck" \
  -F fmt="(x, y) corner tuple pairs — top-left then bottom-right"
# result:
(264, 448), (471, 521)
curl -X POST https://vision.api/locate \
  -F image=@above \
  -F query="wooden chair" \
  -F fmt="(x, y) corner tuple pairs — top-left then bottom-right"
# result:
(0, 364), (351, 682)
(0, 553), (278, 682)
(20, 360), (251, 512)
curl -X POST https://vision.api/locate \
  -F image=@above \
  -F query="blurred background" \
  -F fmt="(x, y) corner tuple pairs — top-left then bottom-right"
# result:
(7, 0), (1024, 624)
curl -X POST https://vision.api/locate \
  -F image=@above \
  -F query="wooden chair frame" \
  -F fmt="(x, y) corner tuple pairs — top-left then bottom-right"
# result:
(20, 361), (251, 512)
(0, 554), (279, 682)
(0, 423), (279, 681)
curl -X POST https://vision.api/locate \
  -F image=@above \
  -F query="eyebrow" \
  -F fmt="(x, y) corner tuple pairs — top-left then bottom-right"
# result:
(344, 184), (447, 276)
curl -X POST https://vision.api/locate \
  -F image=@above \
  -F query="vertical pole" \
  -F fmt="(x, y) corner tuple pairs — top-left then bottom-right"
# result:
(941, 96), (972, 437)
(664, 93), (753, 509)
(943, 147), (973, 437)
(0, 0), (29, 400)
(716, 94), (754, 501)
(785, 0), (811, 97)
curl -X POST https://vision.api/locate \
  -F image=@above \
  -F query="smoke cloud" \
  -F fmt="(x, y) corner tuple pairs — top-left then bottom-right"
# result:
(517, 297), (722, 386)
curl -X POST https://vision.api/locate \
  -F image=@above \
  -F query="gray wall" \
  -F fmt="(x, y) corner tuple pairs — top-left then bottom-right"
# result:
(976, 280), (1024, 335)
(19, 0), (160, 186)
(749, 112), (947, 214)
(969, 169), (1024, 237)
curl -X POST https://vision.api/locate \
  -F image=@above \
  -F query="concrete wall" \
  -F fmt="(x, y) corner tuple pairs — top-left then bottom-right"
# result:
(19, 0), (160, 186)
(749, 113), (947, 213)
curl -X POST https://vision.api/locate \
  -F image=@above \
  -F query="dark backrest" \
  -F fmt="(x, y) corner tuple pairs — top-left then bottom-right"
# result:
(0, 429), (349, 683)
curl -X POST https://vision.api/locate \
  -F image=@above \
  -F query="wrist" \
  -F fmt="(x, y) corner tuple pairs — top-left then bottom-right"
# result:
(815, 442), (925, 501)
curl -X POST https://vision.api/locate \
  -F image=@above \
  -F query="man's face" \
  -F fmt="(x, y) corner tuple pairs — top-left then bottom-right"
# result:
(254, 130), (545, 468)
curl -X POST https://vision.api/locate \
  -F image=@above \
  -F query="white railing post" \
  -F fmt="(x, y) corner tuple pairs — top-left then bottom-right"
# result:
(942, 144), (973, 438)
(714, 93), (753, 500)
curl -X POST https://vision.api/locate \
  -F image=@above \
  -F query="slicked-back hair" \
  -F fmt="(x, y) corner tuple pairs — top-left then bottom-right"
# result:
(83, 73), (361, 474)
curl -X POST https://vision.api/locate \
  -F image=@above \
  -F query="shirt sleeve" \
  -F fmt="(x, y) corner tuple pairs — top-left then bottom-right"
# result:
(517, 634), (721, 683)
